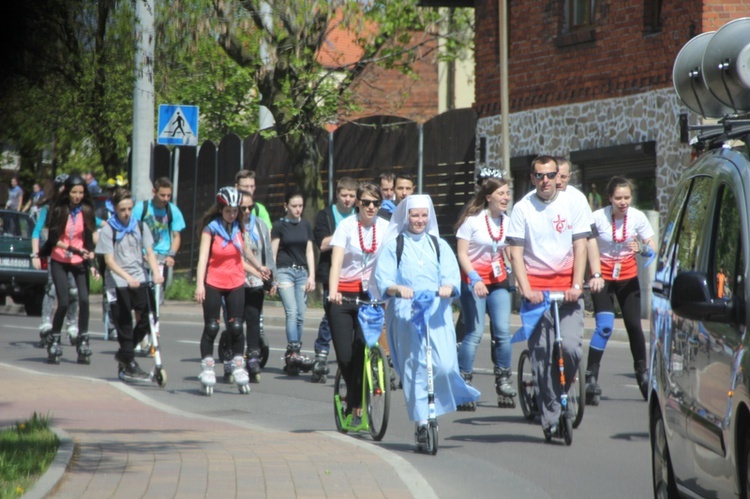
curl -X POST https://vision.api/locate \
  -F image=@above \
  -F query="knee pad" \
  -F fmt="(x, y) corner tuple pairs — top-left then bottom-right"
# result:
(228, 318), (244, 340)
(204, 320), (220, 341)
(590, 312), (615, 351)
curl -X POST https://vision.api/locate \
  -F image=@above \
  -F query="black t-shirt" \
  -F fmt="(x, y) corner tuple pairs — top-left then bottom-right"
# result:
(272, 218), (314, 268)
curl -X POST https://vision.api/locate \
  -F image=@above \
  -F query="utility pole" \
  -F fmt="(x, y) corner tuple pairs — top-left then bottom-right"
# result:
(132, 0), (155, 203)
(499, 0), (510, 185)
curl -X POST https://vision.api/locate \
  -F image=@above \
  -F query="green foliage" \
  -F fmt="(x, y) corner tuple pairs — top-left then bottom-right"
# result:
(0, 412), (58, 499)
(164, 277), (196, 301)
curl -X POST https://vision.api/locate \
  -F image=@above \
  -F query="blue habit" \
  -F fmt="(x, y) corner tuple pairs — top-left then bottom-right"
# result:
(375, 232), (480, 422)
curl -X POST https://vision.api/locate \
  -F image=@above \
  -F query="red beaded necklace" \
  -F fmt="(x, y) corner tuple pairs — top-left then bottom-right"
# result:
(612, 210), (628, 243)
(485, 211), (504, 242)
(358, 220), (377, 254)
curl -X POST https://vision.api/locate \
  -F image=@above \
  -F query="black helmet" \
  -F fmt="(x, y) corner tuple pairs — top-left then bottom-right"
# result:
(216, 186), (242, 208)
(53, 173), (69, 189)
(65, 174), (86, 189)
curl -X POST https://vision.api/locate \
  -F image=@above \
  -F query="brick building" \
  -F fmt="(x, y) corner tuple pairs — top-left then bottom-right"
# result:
(469, 0), (750, 215)
(319, 10), (473, 125)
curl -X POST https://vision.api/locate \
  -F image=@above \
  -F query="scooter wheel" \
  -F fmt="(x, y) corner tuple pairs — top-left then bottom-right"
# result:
(156, 368), (167, 388)
(428, 423), (439, 455)
(563, 413), (573, 446)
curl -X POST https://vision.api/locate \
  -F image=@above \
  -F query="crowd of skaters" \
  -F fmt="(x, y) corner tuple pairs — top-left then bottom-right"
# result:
(24, 157), (655, 447)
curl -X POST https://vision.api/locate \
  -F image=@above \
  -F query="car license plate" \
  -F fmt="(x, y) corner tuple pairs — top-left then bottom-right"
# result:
(0, 258), (29, 268)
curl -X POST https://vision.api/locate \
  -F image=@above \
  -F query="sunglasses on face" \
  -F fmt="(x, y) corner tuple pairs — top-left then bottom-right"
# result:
(359, 199), (382, 208)
(533, 172), (558, 180)
(240, 205), (255, 212)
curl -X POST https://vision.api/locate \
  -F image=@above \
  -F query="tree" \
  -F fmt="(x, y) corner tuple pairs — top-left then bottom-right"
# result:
(206, 0), (473, 215)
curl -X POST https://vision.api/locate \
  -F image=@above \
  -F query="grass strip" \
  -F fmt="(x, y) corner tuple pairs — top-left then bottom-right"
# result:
(0, 412), (59, 499)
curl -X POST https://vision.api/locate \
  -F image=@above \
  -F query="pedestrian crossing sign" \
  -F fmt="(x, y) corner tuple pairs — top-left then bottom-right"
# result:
(157, 105), (199, 146)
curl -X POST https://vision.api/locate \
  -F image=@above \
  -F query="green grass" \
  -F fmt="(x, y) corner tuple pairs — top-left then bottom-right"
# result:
(164, 277), (196, 301)
(0, 412), (59, 499)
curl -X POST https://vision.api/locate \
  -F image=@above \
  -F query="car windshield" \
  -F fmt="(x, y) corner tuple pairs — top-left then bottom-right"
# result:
(0, 212), (33, 238)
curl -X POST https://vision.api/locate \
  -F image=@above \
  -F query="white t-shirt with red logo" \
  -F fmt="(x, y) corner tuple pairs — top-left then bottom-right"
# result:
(593, 206), (654, 281)
(507, 189), (591, 290)
(330, 215), (389, 292)
(455, 211), (508, 285)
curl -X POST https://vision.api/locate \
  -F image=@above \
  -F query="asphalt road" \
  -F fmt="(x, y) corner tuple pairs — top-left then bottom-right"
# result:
(2, 306), (653, 498)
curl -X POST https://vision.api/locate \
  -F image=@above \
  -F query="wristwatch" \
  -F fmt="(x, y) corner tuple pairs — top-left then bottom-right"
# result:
(592, 273), (602, 279)
(30, 253), (38, 258)
(573, 283), (582, 290)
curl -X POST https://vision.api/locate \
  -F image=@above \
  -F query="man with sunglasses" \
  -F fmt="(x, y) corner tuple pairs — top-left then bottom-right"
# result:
(310, 177), (359, 381)
(507, 155), (591, 440)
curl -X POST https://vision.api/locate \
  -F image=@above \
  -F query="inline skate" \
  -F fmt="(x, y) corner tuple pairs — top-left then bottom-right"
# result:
(283, 342), (314, 376)
(76, 333), (92, 365)
(310, 350), (330, 383)
(38, 322), (52, 349)
(231, 355), (251, 394)
(218, 330), (234, 384)
(495, 367), (517, 408)
(47, 333), (62, 364)
(457, 372), (476, 411)
(246, 349), (262, 383)
(199, 357), (216, 395)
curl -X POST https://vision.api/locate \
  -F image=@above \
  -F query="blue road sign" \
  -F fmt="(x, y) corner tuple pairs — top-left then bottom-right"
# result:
(158, 105), (199, 146)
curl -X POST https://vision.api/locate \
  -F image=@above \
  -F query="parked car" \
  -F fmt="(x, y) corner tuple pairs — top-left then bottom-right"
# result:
(0, 209), (47, 315)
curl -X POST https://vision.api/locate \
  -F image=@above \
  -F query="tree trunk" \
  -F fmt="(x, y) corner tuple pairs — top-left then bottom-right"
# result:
(281, 131), (325, 226)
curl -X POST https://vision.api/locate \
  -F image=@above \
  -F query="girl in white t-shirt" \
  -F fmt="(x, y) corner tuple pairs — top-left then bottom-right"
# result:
(454, 177), (516, 409)
(328, 182), (389, 428)
(585, 177), (655, 404)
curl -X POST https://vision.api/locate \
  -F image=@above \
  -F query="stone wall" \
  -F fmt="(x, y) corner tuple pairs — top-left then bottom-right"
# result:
(476, 87), (695, 223)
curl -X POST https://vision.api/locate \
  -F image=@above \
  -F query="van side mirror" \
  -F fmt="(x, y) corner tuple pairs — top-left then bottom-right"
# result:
(671, 271), (733, 323)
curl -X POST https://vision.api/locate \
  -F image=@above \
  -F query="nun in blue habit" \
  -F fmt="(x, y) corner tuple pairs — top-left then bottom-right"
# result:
(372, 194), (480, 436)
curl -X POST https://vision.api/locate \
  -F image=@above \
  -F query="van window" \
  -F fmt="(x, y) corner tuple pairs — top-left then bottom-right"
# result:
(674, 176), (712, 275)
(712, 185), (744, 306)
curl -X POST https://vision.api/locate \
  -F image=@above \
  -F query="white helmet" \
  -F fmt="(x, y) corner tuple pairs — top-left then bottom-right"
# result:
(216, 186), (242, 208)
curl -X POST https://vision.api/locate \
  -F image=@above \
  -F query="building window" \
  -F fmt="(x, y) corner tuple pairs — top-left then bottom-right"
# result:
(643, 0), (663, 34)
(569, 0), (594, 31)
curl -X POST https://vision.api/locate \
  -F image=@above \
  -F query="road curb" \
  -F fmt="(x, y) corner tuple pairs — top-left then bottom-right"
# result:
(22, 426), (74, 499)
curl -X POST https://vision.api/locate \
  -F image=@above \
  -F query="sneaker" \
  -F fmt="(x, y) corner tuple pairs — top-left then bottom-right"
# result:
(350, 414), (362, 429)
(415, 424), (429, 445)
(124, 360), (149, 380)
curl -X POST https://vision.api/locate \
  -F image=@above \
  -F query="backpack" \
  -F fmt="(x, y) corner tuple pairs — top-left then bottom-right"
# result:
(140, 200), (173, 233)
(395, 233), (440, 267)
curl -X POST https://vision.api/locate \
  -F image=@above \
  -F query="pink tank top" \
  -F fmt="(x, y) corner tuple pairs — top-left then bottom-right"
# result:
(51, 212), (85, 265)
(205, 231), (245, 290)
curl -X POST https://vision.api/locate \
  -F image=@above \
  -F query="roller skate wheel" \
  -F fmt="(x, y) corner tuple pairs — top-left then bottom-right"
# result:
(239, 384), (251, 394)
(48, 357), (61, 365)
(202, 385), (213, 396)
(319, 375), (327, 383)
(287, 365), (300, 376)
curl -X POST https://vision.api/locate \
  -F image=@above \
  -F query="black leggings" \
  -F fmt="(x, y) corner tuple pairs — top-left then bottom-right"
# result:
(244, 287), (265, 352)
(201, 284), (244, 358)
(50, 259), (89, 335)
(326, 291), (367, 410)
(589, 277), (646, 366)
(111, 286), (151, 362)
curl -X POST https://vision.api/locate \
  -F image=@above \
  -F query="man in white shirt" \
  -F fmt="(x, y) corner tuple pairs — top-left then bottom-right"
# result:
(507, 155), (590, 440)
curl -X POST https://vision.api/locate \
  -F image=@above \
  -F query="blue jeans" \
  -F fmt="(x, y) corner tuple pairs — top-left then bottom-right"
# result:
(457, 281), (512, 372)
(277, 267), (309, 343)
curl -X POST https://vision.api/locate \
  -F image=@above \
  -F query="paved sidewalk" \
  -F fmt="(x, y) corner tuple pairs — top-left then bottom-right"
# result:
(1, 364), (427, 499)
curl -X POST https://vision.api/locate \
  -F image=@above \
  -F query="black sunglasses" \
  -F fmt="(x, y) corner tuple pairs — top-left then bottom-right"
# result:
(533, 172), (558, 180)
(359, 199), (382, 207)
(240, 205), (255, 212)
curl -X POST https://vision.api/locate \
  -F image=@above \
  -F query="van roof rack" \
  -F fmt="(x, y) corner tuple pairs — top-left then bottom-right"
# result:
(689, 117), (750, 151)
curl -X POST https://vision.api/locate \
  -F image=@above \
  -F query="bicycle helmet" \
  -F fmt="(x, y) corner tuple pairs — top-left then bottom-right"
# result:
(476, 166), (503, 183)
(53, 173), (69, 189)
(216, 186), (242, 207)
(64, 174), (86, 189)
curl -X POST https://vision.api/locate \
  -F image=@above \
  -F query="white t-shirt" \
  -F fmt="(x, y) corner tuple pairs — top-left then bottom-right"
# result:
(455, 210), (509, 285)
(330, 215), (389, 292)
(593, 206), (654, 281)
(508, 189), (591, 290)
